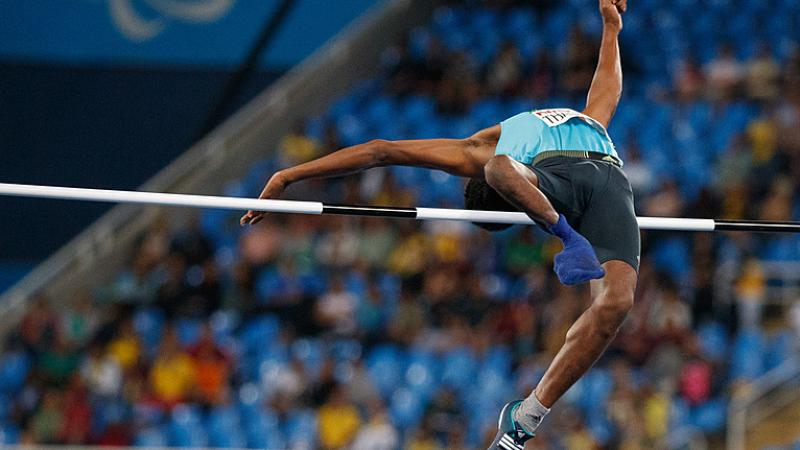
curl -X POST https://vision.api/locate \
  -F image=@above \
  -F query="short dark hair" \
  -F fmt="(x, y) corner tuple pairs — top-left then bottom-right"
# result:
(464, 179), (518, 231)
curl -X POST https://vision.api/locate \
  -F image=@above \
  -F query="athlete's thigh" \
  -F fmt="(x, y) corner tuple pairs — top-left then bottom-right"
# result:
(577, 167), (641, 272)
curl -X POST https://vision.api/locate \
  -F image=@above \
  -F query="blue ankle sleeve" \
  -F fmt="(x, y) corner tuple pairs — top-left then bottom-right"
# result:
(548, 215), (573, 240)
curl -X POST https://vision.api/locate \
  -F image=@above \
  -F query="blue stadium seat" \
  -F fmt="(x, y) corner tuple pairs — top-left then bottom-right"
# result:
(132, 307), (165, 356)
(134, 427), (168, 447)
(697, 322), (729, 362)
(441, 348), (478, 392)
(587, 415), (614, 446)
(0, 352), (30, 394)
(367, 345), (406, 398)
(238, 315), (281, 356)
(209, 310), (239, 343)
(651, 237), (692, 281)
(730, 329), (766, 381)
(331, 339), (362, 363)
(168, 405), (207, 447)
(577, 368), (613, 415)
(175, 317), (203, 348)
(284, 409), (317, 447)
(206, 406), (246, 448)
(0, 424), (19, 445)
(689, 398), (727, 433)
(669, 397), (691, 430)
(291, 338), (324, 378)
(405, 357), (438, 400)
(389, 387), (426, 430)
(765, 331), (794, 371)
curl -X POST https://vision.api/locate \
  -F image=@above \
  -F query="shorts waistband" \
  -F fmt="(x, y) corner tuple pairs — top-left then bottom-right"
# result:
(533, 150), (623, 168)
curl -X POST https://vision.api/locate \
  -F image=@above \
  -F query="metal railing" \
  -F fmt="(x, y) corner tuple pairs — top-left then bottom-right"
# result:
(715, 261), (800, 307)
(726, 356), (800, 450)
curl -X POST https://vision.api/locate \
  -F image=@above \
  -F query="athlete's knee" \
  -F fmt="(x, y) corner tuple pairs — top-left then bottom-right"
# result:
(484, 155), (516, 190)
(594, 286), (634, 331)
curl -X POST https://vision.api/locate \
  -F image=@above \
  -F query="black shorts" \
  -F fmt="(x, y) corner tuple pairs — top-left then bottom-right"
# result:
(530, 156), (641, 271)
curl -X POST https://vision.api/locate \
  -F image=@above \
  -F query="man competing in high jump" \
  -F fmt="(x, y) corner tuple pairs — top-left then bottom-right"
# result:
(242, 0), (634, 448)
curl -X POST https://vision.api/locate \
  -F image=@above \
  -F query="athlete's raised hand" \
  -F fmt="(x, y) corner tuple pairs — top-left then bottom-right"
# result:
(600, 0), (626, 31)
(240, 172), (287, 226)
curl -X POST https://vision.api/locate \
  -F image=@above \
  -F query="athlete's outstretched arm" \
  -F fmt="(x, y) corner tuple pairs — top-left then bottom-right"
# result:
(241, 127), (499, 225)
(582, 0), (626, 128)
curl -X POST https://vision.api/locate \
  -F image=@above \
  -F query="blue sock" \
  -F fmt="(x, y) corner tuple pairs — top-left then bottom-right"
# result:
(547, 215), (605, 285)
(547, 214), (575, 240)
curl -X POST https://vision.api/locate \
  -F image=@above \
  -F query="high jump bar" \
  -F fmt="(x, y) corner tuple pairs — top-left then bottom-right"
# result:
(1, 183), (799, 233)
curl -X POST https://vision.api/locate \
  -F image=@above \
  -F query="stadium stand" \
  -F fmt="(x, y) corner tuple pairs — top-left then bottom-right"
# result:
(1, 0), (800, 448)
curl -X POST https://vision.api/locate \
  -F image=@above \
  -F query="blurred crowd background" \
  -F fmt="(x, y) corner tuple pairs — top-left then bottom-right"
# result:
(2, 0), (800, 449)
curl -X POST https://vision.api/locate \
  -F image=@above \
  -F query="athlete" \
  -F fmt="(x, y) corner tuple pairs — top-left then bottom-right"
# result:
(242, 0), (634, 448)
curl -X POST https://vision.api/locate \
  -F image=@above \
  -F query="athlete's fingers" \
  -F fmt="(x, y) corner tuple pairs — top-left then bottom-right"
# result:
(250, 214), (264, 226)
(617, 0), (627, 12)
(240, 213), (252, 226)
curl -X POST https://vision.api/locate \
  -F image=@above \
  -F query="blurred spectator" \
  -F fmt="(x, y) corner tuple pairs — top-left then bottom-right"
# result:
(648, 281), (692, 342)
(106, 318), (142, 371)
(29, 390), (64, 444)
(239, 220), (282, 266)
(564, 414), (599, 450)
(747, 114), (779, 170)
(622, 142), (656, 197)
(405, 425), (444, 450)
(561, 27), (597, 98)
(357, 219), (397, 267)
(19, 295), (57, 354)
(426, 389), (463, 438)
(759, 177), (795, 222)
(137, 216), (171, 266)
(316, 218), (360, 268)
(705, 43), (743, 101)
(714, 136), (753, 195)
(644, 180), (685, 218)
(388, 286), (428, 345)
(80, 342), (122, 398)
(315, 275), (358, 336)
(149, 327), (195, 406)
(487, 42), (524, 95)
(745, 43), (781, 103)
(357, 278), (386, 343)
(61, 375), (92, 444)
(188, 325), (231, 405)
(60, 293), (97, 347)
(317, 384), (361, 449)
(37, 335), (79, 387)
(607, 359), (644, 448)
(642, 384), (670, 443)
(526, 50), (556, 100)
(280, 122), (320, 165)
(350, 400), (399, 450)
(735, 259), (766, 330)
(679, 358), (712, 406)
(674, 57), (706, 102)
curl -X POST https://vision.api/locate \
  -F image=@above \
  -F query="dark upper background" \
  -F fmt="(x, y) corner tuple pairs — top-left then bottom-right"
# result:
(0, 0), (379, 289)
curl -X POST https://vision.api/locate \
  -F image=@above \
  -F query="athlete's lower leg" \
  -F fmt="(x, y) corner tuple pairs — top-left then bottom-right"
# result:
(514, 262), (637, 433)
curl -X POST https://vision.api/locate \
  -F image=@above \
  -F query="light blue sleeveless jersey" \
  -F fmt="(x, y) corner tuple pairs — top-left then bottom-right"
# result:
(495, 108), (620, 165)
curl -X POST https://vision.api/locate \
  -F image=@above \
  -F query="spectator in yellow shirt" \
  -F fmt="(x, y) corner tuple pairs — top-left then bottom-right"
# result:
(149, 327), (195, 406)
(106, 319), (141, 371)
(317, 385), (361, 449)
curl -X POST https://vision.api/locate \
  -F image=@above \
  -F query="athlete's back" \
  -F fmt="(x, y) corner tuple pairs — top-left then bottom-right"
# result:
(495, 108), (619, 166)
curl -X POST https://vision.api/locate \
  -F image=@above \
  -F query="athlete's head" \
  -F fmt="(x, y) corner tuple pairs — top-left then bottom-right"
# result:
(464, 179), (517, 231)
